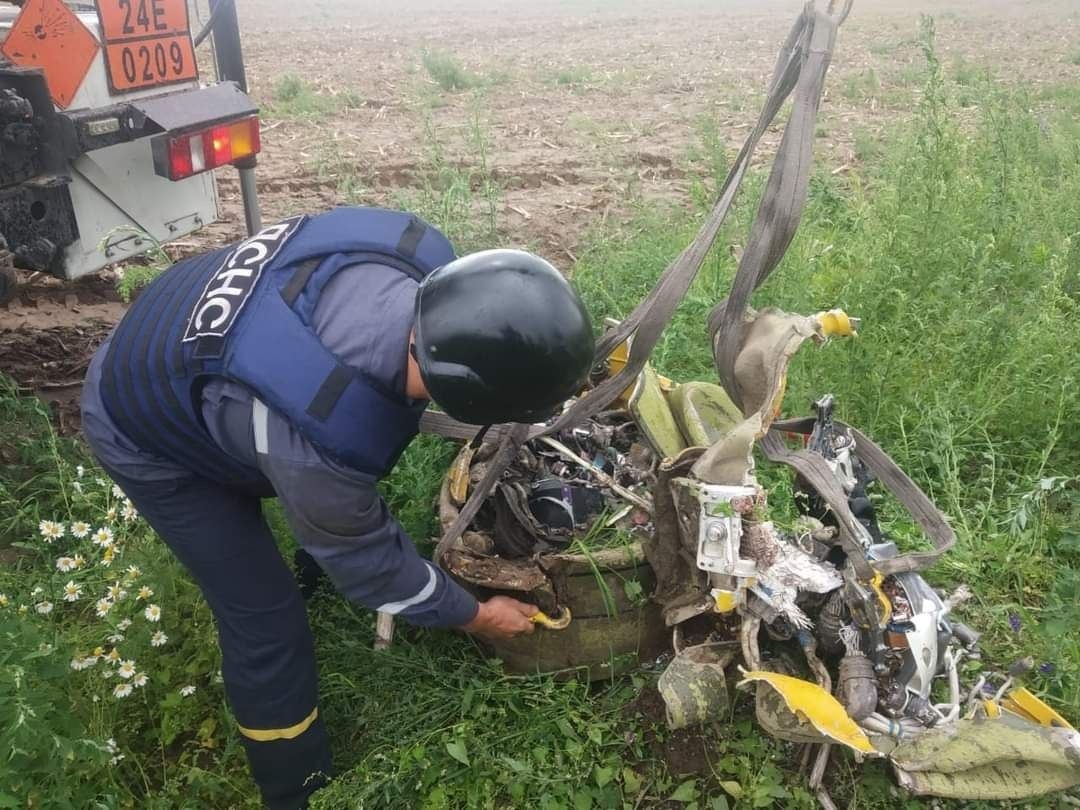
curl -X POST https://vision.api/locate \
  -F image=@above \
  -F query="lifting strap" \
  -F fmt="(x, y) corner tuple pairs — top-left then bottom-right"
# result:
(429, 1), (854, 564)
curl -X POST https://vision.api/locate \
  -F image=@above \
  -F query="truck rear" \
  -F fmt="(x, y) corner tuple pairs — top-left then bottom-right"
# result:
(0, 0), (259, 302)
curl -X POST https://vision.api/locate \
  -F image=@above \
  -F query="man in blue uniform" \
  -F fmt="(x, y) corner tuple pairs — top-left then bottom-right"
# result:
(80, 207), (595, 808)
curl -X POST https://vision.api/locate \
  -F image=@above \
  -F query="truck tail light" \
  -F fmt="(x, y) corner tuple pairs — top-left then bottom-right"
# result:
(154, 117), (261, 181)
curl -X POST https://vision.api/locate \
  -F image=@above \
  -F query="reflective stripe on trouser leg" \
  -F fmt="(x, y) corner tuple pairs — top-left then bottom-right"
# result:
(92, 464), (333, 809)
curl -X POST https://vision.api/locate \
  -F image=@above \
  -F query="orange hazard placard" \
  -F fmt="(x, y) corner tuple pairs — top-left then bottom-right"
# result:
(0, 0), (101, 109)
(96, 0), (198, 94)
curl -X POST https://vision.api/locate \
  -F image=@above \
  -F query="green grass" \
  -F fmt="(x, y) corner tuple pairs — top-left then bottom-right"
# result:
(2, 17), (1079, 810)
(552, 65), (596, 91)
(264, 73), (362, 119)
(421, 50), (482, 92)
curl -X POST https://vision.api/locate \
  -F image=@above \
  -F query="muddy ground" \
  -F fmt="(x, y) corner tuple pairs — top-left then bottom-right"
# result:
(2, 0), (1078, 429)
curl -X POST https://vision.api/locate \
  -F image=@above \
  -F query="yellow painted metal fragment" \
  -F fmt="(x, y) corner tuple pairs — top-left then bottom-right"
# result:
(739, 669), (877, 754)
(530, 608), (572, 630)
(1004, 687), (1075, 730)
(816, 308), (859, 337)
(448, 444), (475, 505)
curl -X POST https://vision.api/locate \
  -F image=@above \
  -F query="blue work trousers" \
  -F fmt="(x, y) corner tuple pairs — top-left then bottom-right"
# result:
(98, 464), (332, 809)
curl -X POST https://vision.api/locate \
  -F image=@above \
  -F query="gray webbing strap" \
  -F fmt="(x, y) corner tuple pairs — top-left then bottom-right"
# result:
(710, 6), (843, 408)
(432, 2), (852, 564)
(764, 417), (956, 576)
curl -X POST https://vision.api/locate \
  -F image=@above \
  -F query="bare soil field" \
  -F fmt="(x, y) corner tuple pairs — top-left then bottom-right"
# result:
(2, 0), (1078, 424)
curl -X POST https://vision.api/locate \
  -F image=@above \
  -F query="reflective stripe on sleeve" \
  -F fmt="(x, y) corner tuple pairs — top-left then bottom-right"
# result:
(253, 397), (270, 455)
(374, 563), (438, 615)
(237, 707), (319, 742)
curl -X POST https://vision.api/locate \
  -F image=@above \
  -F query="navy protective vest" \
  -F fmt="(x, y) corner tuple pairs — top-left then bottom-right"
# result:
(99, 207), (456, 483)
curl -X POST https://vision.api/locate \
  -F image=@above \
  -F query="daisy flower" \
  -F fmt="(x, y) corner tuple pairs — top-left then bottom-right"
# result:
(105, 648), (121, 663)
(101, 668), (115, 680)
(92, 527), (114, 549)
(70, 656), (97, 671)
(111, 484), (126, 499)
(95, 477), (107, 487)
(106, 633), (124, 644)
(117, 618), (133, 631)
(150, 631), (168, 647)
(105, 507), (118, 523)
(71, 521), (91, 539)
(101, 547), (115, 567)
(73, 554), (86, 568)
(76, 465), (85, 478)
(56, 556), (76, 573)
(116, 660), (136, 679)
(107, 582), (127, 601)
(35, 601), (53, 615)
(122, 502), (138, 522)
(17, 605), (28, 615)
(144, 604), (162, 622)
(0, 594), (8, 608)
(94, 598), (113, 618)
(62, 581), (82, 602)
(113, 683), (133, 699)
(73, 481), (83, 494)
(133, 673), (148, 689)
(124, 565), (141, 580)
(137, 586), (153, 600)
(179, 685), (196, 697)
(38, 520), (64, 542)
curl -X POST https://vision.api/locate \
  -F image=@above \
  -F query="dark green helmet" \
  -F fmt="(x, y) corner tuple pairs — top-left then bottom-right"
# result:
(413, 249), (594, 425)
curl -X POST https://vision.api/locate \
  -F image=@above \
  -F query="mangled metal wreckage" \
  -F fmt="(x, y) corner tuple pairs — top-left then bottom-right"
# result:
(423, 2), (1080, 804)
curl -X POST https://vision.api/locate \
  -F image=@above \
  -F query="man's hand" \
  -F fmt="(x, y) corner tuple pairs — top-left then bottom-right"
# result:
(461, 596), (538, 640)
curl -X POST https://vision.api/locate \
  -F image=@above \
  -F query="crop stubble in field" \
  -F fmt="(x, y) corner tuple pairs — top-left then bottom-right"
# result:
(1, 0), (1078, 420)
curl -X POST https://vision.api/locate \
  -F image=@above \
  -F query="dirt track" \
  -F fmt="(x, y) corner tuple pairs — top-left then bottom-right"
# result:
(2, 0), (1078, 429)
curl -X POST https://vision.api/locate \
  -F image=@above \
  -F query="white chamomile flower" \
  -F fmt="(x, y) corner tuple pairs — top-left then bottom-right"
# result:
(133, 673), (148, 689)
(122, 502), (138, 522)
(31, 586), (43, 597)
(35, 601), (53, 615)
(73, 553), (86, 568)
(38, 520), (64, 542)
(113, 683), (133, 699)
(105, 507), (118, 523)
(105, 648), (121, 663)
(63, 581), (82, 602)
(150, 631), (168, 647)
(100, 547), (115, 567)
(0, 594), (8, 608)
(179, 685), (196, 697)
(101, 668), (115, 680)
(70, 656), (97, 671)
(117, 618), (132, 631)
(107, 582), (127, 601)
(73, 481), (83, 494)
(94, 598), (113, 618)
(144, 604), (162, 623)
(95, 477), (106, 487)
(76, 465), (85, 478)
(137, 586), (153, 600)
(17, 604), (28, 615)
(104, 738), (118, 754)
(116, 660), (136, 679)
(71, 521), (91, 539)
(111, 484), (125, 499)
(56, 556), (76, 573)
(106, 633), (124, 644)
(124, 565), (141, 580)
(110, 753), (125, 764)
(92, 527), (114, 549)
